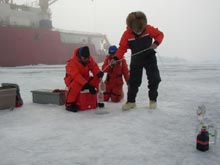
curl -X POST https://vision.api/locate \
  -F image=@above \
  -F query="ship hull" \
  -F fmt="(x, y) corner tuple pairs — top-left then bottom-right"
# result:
(0, 26), (105, 67)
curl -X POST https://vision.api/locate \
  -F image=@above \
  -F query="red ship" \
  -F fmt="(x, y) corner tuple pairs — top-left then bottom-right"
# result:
(0, 0), (110, 67)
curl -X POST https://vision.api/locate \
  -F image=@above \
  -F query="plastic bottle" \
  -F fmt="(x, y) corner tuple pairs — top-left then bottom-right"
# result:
(208, 124), (217, 144)
(97, 80), (105, 108)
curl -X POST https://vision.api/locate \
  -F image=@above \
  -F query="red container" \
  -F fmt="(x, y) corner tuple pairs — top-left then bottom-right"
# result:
(76, 90), (97, 111)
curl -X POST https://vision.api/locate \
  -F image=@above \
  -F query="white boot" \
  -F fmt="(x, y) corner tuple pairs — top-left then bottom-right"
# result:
(122, 102), (136, 111)
(149, 100), (157, 109)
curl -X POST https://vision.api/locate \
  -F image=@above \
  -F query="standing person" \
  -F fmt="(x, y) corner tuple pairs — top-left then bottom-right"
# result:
(112, 11), (164, 110)
(102, 45), (129, 102)
(64, 46), (104, 112)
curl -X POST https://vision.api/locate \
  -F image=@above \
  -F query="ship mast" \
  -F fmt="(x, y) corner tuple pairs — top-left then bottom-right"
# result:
(39, 0), (58, 13)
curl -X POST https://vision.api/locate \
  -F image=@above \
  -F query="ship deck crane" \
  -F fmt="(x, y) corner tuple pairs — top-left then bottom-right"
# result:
(39, 0), (59, 13)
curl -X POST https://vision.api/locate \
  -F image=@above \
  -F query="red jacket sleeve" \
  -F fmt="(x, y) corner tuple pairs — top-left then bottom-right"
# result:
(115, 30), (130, 60)
(65, 59), (87, 86)
(147, 25), (164, 46)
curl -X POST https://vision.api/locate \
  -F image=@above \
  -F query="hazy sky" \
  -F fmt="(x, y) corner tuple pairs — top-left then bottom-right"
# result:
(18, 0), (220, 61)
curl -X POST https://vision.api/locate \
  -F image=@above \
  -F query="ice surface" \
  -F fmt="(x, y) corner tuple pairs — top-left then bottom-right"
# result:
(0, 61), (220, 165)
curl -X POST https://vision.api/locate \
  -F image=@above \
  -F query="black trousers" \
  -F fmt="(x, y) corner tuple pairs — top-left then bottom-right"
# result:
(127, 62), (161, 102)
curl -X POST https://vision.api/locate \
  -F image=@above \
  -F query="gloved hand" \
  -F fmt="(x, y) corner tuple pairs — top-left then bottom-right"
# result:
(97, 71), (104, 78)
(82, 83), (97, 94)
(150, 43), (158, 49)
(110, 56), (119, 66)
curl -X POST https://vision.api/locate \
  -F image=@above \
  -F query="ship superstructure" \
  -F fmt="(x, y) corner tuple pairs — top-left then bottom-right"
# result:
(0, 0), (110, 66)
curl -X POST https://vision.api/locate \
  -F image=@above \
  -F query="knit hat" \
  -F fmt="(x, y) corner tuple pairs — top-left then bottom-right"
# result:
(108, 45), (118, 55)
(79, 46), (90, 58)
(126, 11), (147, 34)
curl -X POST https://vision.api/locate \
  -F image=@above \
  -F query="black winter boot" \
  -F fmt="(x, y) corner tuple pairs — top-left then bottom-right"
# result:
(66, 103), (78, 112)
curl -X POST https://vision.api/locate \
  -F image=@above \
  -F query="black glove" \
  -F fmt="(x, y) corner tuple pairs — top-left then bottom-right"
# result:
(82, 83), (90, 90)
(110, 56), (119, 66)
(97, 71), (104, 78)
(82, 83), (97, 94)
(88, 85), (97, 94)
(113, 56), (119, 61)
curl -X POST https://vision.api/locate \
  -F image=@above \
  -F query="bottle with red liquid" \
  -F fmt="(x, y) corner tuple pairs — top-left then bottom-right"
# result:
(196, 126), (209, 151)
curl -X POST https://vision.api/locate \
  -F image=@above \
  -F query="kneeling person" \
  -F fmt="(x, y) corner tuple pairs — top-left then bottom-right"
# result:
(102, 45), (129, 102)
(64, 46), (104, 112)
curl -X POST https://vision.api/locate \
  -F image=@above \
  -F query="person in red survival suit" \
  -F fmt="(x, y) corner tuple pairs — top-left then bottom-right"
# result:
(102, 45), (129, 102)
(111, 11), (164, 110)
(64, 46), (104, 112)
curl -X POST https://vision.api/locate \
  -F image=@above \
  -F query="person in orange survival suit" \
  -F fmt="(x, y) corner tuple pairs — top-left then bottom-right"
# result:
(64, 46), (104, 112)
(102, 45), (129, 102)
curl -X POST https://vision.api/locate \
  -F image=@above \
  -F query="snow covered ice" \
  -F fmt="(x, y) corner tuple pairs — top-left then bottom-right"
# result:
(0, 61), (220, 165)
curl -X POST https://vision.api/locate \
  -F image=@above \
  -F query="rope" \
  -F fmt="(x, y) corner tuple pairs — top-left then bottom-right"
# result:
(102, 47), (152, 72)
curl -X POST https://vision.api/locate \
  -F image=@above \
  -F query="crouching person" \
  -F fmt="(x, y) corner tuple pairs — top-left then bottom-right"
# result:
(64, 46), (104, 112)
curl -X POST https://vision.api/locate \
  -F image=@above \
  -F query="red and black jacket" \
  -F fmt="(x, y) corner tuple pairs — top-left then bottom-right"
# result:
(115, 25), (164, 65)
